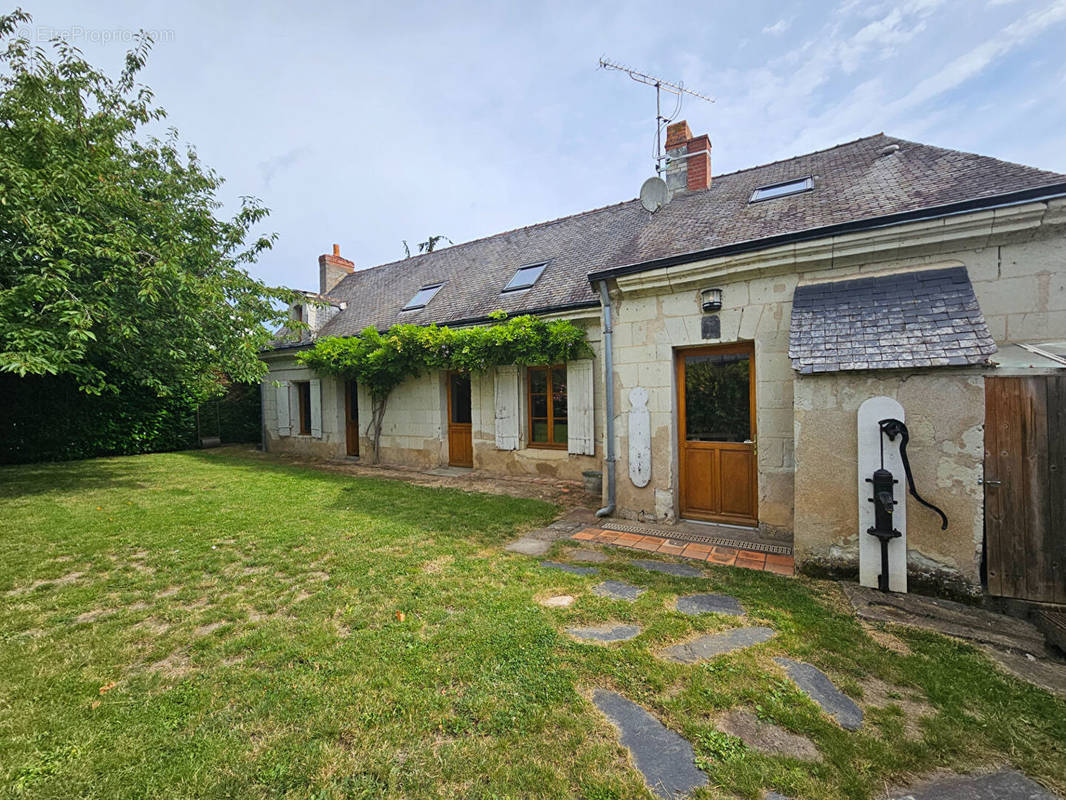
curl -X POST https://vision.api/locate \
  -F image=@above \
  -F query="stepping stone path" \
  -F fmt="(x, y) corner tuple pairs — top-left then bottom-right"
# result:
(568, 548), (609, 563)
(630, 559), (704, 578)
(538, 595), (574, 608)
(717, 709), (821, 762)
(539, 561), (599, 576)
(568, 624), (641, 642)
(886, 769), (1061, 799)
(676, 593), (745, 616)
(592, 580), (645, 602)
(774, 657), (863, 731)
(504, 536), (553, 556)
(658, 627), (775, 664)
(592, 689), (708, 799)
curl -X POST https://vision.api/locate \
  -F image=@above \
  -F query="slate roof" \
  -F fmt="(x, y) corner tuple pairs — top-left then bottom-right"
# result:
(276, 133), (1066, 346)
(788, 267), (998, 374)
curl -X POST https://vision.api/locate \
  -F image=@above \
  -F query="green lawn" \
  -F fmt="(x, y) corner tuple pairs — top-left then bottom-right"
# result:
(1, 450), (1064, 799)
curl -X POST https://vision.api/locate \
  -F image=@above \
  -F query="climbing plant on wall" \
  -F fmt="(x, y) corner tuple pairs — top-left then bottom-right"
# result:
(297, 313), (590, 463)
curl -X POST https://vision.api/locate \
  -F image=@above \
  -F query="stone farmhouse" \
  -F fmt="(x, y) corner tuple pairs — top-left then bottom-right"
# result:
(263, 122), (1066, 603)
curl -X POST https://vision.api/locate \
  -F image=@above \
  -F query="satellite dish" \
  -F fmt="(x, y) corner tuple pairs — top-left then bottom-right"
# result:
(640, 176), (669, 213)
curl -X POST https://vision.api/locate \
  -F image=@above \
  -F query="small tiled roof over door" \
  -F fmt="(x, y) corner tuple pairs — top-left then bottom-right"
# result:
(788, 266), (997, 374)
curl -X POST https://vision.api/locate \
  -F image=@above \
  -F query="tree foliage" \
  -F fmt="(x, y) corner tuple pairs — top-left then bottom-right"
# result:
(402, 234), (452, 259)
(297, 313), (590, 462)
(0, 10), (298, 401)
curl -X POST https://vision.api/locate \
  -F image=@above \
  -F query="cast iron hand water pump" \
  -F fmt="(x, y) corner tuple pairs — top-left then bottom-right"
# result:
(866, 418), (949, 592)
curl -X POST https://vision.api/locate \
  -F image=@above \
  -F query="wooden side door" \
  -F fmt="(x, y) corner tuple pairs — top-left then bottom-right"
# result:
(677, 343), (758, 526)
(984, 376), (1066, 604)
(447, 372), (473, 468)
(344, 379), (360, 457)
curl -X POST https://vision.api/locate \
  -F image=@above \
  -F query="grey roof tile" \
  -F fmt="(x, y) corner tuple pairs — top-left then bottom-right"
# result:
(789, 267), (997, 374)
(276, 133), (1064, 344)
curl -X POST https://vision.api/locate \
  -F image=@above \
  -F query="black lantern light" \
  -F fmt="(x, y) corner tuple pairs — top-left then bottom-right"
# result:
(700, 287), (723, 312)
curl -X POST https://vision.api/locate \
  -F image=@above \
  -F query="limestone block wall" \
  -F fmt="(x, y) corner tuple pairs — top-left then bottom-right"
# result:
(261, 353), (346, 459)
(793, 371), (986, 595)
(605, 220), (1065, 531)
(366, 371), (447, 469)
(472, 328), (605, 483)
(607, 274), (797, 533)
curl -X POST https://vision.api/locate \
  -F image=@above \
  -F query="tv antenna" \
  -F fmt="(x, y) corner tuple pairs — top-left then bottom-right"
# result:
(599, 57), (715, 176)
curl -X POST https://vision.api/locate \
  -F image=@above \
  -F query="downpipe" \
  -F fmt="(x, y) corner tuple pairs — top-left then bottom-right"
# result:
(596, 280), (616, 518)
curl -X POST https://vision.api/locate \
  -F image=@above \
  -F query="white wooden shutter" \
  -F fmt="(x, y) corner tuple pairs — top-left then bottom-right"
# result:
(275, 381), (291, 436)
(309, 378), (322, 438)
(566, 359), (595, 455)
(494, 365), (520, 450)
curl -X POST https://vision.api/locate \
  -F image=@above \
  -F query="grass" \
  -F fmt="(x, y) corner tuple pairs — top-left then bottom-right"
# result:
(0, 449), (1064, 799)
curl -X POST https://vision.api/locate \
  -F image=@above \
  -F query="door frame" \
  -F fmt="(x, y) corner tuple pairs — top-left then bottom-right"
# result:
(446, 371), (473, 468)
(675, 341), (758, 526)
(344, 379), (360, 457)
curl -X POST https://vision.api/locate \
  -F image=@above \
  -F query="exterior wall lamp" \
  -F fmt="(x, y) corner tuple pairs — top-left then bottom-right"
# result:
(700, 287), (723, 312)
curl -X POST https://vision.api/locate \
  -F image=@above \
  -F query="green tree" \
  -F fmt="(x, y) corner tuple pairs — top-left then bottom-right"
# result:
(0, 10), (298, 402)
(402, 234), (452, 259)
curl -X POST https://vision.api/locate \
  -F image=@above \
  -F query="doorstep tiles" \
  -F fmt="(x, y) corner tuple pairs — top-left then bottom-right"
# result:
(572, 528), (794, 577)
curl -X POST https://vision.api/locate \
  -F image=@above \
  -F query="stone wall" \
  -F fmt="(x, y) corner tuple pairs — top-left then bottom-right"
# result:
(260, 318), (606, 485)
(793, 370), (986, 595)
(606, 274), (797, 533)
(604, 214), (1065, 538)
(261, 352), (346, 459)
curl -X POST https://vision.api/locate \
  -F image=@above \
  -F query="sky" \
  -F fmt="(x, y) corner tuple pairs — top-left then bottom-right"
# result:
(18, 0), (1066, 291)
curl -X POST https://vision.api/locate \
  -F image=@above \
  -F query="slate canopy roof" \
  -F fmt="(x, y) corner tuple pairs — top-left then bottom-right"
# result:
(788, 267), (998, 374)
(277, 132), (1066, 346)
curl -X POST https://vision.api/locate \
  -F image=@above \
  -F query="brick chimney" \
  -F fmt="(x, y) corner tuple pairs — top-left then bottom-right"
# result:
(664, 121), (711, 194)
(318, 243), (354, 295)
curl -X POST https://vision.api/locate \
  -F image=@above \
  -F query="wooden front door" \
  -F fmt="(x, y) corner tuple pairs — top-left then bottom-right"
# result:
(344, 379), (360, 457)
(447, 372), (473, 468)
(984, 376), (1066, 604)
(677, 343), (758, 526)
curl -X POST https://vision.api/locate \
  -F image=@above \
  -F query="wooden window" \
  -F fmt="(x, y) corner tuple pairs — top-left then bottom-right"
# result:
(527, 365), (567, 449)
(296, 381), (312, 435)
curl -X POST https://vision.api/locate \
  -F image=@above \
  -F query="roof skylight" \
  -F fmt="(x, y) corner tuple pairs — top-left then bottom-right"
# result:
(402, 283), (443, 311)
(502, 262), (547, 293)
(750, 176), (814, 203)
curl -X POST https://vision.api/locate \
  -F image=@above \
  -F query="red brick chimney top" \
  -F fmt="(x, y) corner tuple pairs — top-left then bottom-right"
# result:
(664, 120), (711, 192)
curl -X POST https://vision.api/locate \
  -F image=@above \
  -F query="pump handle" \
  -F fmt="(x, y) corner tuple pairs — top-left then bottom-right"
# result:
(878, 418), (949, 530)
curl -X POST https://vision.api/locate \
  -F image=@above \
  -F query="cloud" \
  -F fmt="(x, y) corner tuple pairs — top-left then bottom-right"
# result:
(762, 18), (791, 35)
(258, 146), (312, 188)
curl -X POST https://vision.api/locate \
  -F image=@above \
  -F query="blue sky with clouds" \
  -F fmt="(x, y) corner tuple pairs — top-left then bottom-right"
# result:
(20, 0), (1066, 290)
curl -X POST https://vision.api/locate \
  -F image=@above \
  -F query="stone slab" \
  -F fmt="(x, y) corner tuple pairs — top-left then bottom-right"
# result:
(504, 536), (553, 556)
(659, 627), (775, 664)
(630, 559), (704, 578)
(841, 583), (1047, 657)
(979, 645), (1066, 699)
(717, 710), (821, 762)
(539, 561), (599, 576)
(568, 624), (641, 642)
(569, 548), (610, 563)
(886, 770), (1060, 799)
(592, 580), (645, 602)
(676, 593), (745, 616)
(774, 658), (863, 731)
(538, 595), (574, 608)
(591, 689), (709, 799)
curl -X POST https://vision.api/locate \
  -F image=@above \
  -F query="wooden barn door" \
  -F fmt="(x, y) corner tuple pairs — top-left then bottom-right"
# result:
(677, 343), (758, 526)
(984, 376), (1066, 603)
(447, 372), (473, 468)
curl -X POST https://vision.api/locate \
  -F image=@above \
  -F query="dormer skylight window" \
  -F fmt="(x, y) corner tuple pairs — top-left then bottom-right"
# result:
(749, 176), (814, 203)
(502, 262), (547, 293)
(402, 283), (443, 311)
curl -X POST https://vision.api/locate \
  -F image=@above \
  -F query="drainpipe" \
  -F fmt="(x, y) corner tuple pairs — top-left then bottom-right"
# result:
(596, 280), (616, 518)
